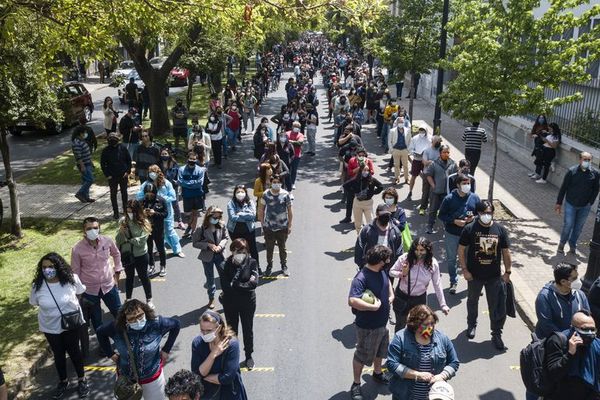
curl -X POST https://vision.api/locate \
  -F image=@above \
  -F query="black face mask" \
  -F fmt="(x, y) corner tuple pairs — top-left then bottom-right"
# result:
(108, 138), (119, 146)
(574, 328), (597, 346)
(187, 160), (196, 166)
(378, 215), (391, 226)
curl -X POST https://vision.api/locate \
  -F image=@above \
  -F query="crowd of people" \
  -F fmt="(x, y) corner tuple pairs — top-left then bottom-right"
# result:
(20, 33), (600, 400)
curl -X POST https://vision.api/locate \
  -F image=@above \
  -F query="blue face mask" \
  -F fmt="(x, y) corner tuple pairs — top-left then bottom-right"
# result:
(210, 217), (220, 225)
(43, 267), (57, 280)
(128, 316), (147, 331)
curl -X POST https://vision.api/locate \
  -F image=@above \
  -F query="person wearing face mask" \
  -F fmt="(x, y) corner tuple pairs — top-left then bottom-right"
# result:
(132, 130), (160, 182)
(458, 200), (512, 350)
(140, 183), (168, 277)
(416, 135), (442, 211)
(305, 103), (319, 156)
(407, 127), (432, 201)
(348, 246), (394, 400)
(242, 91), (257, 134)
(71, 126), (95, 203)
(438, 174), (480, 294)
(275, 129), (295, 193)
(424, 145), (457, 234)
(159, 148), (185, 229)
(543, 311), (600, 400)
(179, 152), (207, 238)
(171, 98), (189, 150)
(381, 188), (407, 233)
(227, 185), (259, 271)
(188, 117), (212, 166)
(218, 239), (259, 370)
(555, 151), (600, 256)
(253, 121), (272, 159)
(389, 238), (450, 332)
(101, 132), (132, 220)
(388, 115), (412, 185)
(205, 112), (224, 168)
(97, 299), (180, 400)
(258, 175), (293, 276)
(30, 253), (90, 399)
(386, 305), (459, 400)
(225, 103), (242, 151)
(191, 311), (248, 400)
(192, 206), (229, 309)
(343, 167), (384, 233)
(73, 117), (97, 153)
(286, 121), (305, 190)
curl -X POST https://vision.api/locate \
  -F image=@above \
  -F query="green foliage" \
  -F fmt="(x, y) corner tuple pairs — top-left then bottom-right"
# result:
(180, 28), (236, 78)
(440, 0), (600, 122)
(572, 108), (600, 147)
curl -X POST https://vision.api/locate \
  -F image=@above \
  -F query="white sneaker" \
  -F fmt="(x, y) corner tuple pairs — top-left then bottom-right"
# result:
(146, 299), (155, 310)
(535, 178), (547, 184)
(527, 172), (536, 177)
(530, 174), (540, 179)
(289, 193), (295, 201)
(292, 184), (296, 190)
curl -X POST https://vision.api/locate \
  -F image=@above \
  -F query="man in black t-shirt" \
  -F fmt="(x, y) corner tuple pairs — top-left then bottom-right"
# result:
(458, 200), (512, 351)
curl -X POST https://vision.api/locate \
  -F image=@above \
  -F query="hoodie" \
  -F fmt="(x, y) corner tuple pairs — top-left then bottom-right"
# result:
(438, 190), (480, 236)
(534, 282), (590, 339)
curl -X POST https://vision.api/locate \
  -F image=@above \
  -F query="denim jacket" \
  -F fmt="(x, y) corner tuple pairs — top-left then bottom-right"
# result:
(97, 316), (180, 381)
(386, 328), (459, 398)
(226, 199), (256, 232)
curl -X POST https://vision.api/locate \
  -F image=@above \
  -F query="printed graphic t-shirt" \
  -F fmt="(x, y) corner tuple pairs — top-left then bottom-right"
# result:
(459, 220), (510, 280)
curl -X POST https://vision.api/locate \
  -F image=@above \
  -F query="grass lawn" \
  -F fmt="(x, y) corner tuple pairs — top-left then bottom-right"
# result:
(20, 149), (107, 186)
(0, 218), (118, 382)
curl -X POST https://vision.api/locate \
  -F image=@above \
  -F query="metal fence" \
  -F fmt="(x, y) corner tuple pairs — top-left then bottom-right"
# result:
(524, 80), (600, 148)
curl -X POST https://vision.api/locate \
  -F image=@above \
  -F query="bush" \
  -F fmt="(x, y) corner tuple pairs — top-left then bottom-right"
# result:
(571, 109), (600, 147)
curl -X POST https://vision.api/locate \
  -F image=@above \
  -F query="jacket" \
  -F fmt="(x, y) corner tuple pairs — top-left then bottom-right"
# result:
(133, 143), (160, 177)
(438, 190), (481, 236)
(354, 221), (403, 267)
(388, 125), (412, 153)
(226, 199), (256, 233)
(141, 195), (168, 230)
(387, 328), (459, 398)
(178, 164), (205, 199)
(100, 144), (132, 178)
(534, 282), (590, 339)
(220, 257), (259, 297)
(343, 176), (384, 200)
(137, 180), (176, 220)
(192, 224), (229, 262)
(96, 316), (180, 381)
(556, 165), (600, 207)
(115, 221), (149, 258)
(424, 157), (457, 195)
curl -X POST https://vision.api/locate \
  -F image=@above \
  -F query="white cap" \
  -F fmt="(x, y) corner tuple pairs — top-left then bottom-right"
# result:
(429, 381), (454, 400)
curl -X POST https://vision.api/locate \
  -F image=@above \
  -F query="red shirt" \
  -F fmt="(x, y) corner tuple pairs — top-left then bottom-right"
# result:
(287, 130), (305, 158)
(347, 156), (374, 179)
(227, 110), (241, 131)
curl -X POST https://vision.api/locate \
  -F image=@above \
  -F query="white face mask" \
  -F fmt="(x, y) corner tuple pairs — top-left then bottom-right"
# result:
(271, 183), (281, 191)
(479, 213), (492, 225)
(86, 228), (100, 241)
(384, 197), (395, 206)
(571, 277), (583, 291)
(149, 172), (158, 181)
(293, 127), (300, 132)
(201, 331), (217, 343)
(581, 160), (591, 170)
(460, 184), (471, 194)
(233, 253), (247, 264)
(235, 192), (246, 201)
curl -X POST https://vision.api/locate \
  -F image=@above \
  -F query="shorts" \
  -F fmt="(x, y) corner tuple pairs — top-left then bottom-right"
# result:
(354, 325), (389, 366)
(183, 196), (205, 212)
(173, 126), (188, 138)
(410, 160), (424, 177)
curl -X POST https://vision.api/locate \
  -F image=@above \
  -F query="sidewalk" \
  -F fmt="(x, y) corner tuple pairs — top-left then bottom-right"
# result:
(393, 90), (595, 329)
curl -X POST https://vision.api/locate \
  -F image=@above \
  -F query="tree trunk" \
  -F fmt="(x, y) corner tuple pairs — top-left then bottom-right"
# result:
(209, 71), (222, 94)
(186, 73), (194, 109)
(0, 129), (22, 237)
(145, 71), (170, 135)
(487, 116), (500, 202)
(408, 71), (415, 122)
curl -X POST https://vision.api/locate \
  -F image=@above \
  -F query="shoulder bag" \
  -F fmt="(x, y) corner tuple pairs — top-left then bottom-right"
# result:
(119, 224), (135, 267)
(114, 330), (144, 400)
(45, 281), (85, 331)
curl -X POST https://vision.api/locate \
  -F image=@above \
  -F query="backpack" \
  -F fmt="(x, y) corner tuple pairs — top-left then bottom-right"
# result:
(519, 332), (567, 396)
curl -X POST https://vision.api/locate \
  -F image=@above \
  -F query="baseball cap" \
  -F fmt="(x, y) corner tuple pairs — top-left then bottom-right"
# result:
(429, 381), (454, 400)
(376, 204), (392, 215)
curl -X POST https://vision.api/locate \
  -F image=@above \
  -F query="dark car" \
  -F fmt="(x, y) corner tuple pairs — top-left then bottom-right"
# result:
(9, 82), (94, 135)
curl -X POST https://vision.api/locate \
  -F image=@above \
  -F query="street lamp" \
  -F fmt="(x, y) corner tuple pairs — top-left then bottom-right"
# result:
(582, 201), (600, 294)
(432, 0), (450, 135)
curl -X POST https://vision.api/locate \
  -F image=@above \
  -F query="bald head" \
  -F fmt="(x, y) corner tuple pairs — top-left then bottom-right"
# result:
(572, 311), (595, 330)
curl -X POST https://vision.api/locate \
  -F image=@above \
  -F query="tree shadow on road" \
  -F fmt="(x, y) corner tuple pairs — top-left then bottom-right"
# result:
(479, 388), (518, 400)
(451, 331), (502, 363)
(331, 323), (356, 349)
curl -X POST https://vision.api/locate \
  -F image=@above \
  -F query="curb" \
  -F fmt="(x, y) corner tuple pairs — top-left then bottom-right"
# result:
(7, 345), (51, 400)
(512, 268), (538, 333)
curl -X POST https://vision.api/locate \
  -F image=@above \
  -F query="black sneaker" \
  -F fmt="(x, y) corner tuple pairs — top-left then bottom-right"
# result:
(281, 265), (289, 277)
(372, 371), (390, 385)
(466, 326), (476, 339)
(183, 227), (192, 238)
(449, 283), (458, 294)
(75, 193), (87, 203)
(78, 379), (90, 398)
(245, 357), (255, 370)
(112, 212), (119, 220)
(52, 381), (70, 399)
(339, 217), (352, 224)
(350, 382), (363, 400)
(492, 334), (507, 350)
(265, 264), (273, 276)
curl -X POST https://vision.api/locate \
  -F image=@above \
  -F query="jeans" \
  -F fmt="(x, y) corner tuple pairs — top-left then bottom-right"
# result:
(124, 253), (152, 300)
(290, 157), (300, 186)
(45, 330), (85, 381)
(381, 123), (390, 150)
(428, 192), (446, 228)
(243, 109), (255, 132)
(264, 228), (288, 266)
(559, 201), (591, 250)
(77, 163), (94, 199)
(108, 176), (128, 216)
(306, 126), (317, 153)
(83, 285), (122, 331)
(126, 143), (139, 160)
(225, 127), (237, 150)
(211, 139), (223, 166)
(445, 233), (461, 285)
(163, 218), (181, 255)
(465, 148), (481, 175)
(419, 177), (431, 210)
(202, 254), (224, 300)
(467, 276), (507, 336)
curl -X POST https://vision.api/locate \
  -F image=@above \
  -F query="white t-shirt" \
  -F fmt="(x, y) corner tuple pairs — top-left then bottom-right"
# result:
(29, 274), (86, 334)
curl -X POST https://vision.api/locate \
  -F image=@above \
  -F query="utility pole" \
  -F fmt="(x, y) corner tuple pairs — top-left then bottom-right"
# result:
(432, 0), (450, 135)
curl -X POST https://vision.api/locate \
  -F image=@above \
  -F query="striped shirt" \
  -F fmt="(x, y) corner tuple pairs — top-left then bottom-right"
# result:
(462, 126), (487, 150)
(412, 343), (433, 400)
(72, 138), (92, 165)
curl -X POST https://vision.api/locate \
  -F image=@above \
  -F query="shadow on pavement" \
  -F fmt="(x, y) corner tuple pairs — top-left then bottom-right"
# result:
(331, 323), (356, 349)
(479, 388), (518, 400)
(451, 331), (500, 363)
(324, 247), (355, 262)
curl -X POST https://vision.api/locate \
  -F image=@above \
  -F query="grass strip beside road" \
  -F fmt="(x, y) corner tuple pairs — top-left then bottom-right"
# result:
(0, 218), (118, 383)
(20, 149), (107, 186)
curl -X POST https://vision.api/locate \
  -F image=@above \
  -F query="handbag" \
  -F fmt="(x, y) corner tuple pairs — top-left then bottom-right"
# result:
(119, 224), (135, 266)
(393, 264), (412, 315)
(45, 281), (85, 331)
(114, 330), (143, 400)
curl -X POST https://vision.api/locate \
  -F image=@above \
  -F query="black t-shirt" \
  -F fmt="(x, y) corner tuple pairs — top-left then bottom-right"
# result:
(125, 82), (138, 101)
(459, 220), (510, 280)
(348, 267), (390, 329)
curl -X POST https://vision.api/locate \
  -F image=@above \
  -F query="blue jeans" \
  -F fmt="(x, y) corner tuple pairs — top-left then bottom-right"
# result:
(225, 127), (237, 149)
(222, 133), (228, 156)
(83, 285), (122, 331)
(381, 123), (391, 150)
(445, 232), (461, 285)
(202, 255), (224, 300)
(290, 157), (300, 186)
(243, 109), (255, 132)
(77, 163), (94, 199)
(559, 201), (591, 250)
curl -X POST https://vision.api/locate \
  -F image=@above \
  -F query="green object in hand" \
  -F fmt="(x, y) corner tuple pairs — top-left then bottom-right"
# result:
(361, 289), (375, 304)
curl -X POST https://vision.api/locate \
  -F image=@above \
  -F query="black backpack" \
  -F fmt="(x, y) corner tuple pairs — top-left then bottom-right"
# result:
(519, 332), (567, 396)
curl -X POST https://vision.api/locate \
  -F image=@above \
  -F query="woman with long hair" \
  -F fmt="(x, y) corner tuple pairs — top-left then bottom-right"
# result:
(382, 187), (407, 232)
(96, 299), (180, 400)
(141, 183), (168, 277)
(116, 199), (154, 308)
(389, 238), (449, 331)
(191, 310), (248, 399)
(29, 253), (89, 399)
(159, 147), (185, 230)
(226, 186), (259, 269)
(102, 96), (118, 134)
(528, 114), (550, 178)
(253, 163), (273, 203)
(192, 206), (229, 309)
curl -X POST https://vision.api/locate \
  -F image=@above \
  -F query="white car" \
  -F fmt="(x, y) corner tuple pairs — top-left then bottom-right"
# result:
(149, 56), (168, 70)
(112, 60), (135, 78)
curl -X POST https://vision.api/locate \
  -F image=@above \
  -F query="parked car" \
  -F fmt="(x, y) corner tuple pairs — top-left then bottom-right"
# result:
(112, 60), (135, 79)
(170, 67), (190, 87)
(118, 70), (145, 104)
(8, 82), (94, 135)
(149, 56), (168, 70)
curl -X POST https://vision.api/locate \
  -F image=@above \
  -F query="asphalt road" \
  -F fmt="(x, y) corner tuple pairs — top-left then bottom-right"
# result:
(24, 73), (531, 400)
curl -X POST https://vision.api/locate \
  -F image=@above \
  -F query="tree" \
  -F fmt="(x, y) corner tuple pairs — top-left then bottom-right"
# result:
(441, 0), (600, 200)
(367, 0), (443, 119)
(0, 4), (63, 237)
